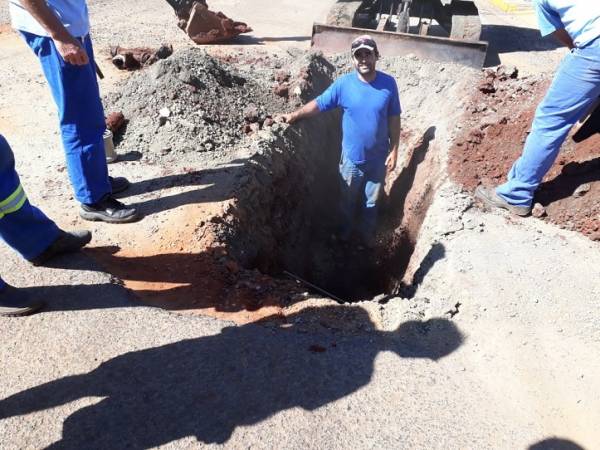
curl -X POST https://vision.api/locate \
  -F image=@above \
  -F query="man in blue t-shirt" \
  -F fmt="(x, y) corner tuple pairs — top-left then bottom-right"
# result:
(475, 0), (600, 216)
(282, 35), (402, 247)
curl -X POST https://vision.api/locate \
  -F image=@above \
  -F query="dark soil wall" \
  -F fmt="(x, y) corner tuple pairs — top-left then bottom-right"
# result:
(222, 55), (343, 275)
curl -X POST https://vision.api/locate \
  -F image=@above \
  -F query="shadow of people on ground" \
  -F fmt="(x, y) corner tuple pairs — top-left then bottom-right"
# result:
(0, 306), (463, 448)
(482, 24), (563, 67)
(536, 157), (600, 205)
(116, 160), (248, 217)
(529, 437), (585, 450)
(18, 282), (135, 313)
(397, 242), (446, 299)
(23, 244), (291, 315)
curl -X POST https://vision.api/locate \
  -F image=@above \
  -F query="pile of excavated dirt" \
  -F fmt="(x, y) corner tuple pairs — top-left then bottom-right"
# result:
(449, 67), (600, 240)
(104, 48), (300, 161)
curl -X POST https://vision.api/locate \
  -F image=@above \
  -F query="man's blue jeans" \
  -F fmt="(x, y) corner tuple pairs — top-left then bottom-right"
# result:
(496, 37), (600, 206)
(338, 156), (386, 243)
(0, 134), (60, 288)
(21, 32), (111, 205)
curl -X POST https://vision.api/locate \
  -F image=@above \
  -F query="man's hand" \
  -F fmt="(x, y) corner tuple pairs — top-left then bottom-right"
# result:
(276, 100), (320, 126)
(552, 28), (574, 49)
(387, 115), (401, 173)
(278, 112), (297, 124)
(19, 0), (89, 65)
(54, 36), (89, 65)
(385, 150), (397, 172)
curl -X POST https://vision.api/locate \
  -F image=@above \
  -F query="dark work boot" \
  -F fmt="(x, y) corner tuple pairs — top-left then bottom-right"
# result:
(80, 195), (139, 223)
(0, 285), (44, 317)
(474, 186), (531, 217)
(29, 229), (92, 267)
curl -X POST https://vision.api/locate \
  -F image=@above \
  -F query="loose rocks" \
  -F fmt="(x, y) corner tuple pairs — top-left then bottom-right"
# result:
(103, 48), (291, 159)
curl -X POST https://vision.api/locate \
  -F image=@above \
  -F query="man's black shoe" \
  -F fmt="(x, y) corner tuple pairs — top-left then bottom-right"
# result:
(80, 195), (139, 223)
(29, 229), (92, 266)
(0, 285), (44, 317)
(109, 176), (130, 194)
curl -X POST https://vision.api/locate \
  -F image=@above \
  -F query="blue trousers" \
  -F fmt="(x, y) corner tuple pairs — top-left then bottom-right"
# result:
(338, 156), (386, 242)
(497, 38), (600, 206)
(0, 135), (60, 289)
(21, 32), (111, 205)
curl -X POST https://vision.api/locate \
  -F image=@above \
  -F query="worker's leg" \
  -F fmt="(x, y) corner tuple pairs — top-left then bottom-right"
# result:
(496, 41), (600, 206)
(338, 156), (365, 240)
(20, 32), (111, 205)
(0, 135), (60, 261)
(359, 159), (386, 246)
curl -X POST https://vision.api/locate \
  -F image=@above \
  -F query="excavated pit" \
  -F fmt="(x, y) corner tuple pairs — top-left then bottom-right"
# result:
(103, 48), (479, 310)
(230, 119), (439, 302)
(204, 53), (479, 302)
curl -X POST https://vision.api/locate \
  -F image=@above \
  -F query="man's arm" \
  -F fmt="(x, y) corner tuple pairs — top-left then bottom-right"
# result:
(386, 115), (401, 171)
(280, 100), (321, 125)
(19, 0), (89, 65)
(534, 1), (573, 49)
(552, 28), (574, 49)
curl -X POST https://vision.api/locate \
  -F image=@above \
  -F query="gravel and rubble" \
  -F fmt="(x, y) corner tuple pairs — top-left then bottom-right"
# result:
(104, 49), (279, 159)
(103, 48), (325, 163)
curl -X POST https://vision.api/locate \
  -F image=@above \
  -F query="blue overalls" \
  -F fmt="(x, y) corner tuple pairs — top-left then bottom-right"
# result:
(0, 135), (60, 289)
(20, 32), (111, 205)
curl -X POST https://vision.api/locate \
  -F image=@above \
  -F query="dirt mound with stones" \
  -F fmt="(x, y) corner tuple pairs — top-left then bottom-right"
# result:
(104, 48), (297, 162)
(449, 66), (600, 240)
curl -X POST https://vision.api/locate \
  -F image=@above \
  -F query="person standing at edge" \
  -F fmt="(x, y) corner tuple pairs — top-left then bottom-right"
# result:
(475, 0), (600, 216)
(281, 35), (401, 248)
(8, 0), (139, 223)
(0, 134), (92, 317)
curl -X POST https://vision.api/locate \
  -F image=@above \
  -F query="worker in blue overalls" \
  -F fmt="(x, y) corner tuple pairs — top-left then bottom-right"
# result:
(8, 0), (139, 223)
(0, 135), (91, 316)
(476, 0), (600, 215)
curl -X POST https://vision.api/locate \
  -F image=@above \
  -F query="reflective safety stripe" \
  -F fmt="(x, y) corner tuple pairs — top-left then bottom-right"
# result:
(0, 185), (27, 219)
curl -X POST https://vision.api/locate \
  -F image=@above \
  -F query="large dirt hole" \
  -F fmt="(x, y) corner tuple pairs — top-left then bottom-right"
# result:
(102, 49), (480, 314)
(240, 120), (438, 302)
(221, 55), (473, 302)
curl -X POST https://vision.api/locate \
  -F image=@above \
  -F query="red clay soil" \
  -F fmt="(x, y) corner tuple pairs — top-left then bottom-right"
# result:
(90, 244), (300, 323)
(449, 68), (600, 240)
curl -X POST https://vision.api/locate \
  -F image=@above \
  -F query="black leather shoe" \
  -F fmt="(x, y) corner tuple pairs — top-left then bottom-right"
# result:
(80, 195), (139, 223)
(109, 176), (130, 194)
(0, 285), (44, 317)
(29, 230), (92, 266)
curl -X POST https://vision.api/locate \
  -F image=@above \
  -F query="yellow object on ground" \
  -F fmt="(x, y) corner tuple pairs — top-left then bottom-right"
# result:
(489, 0), (533, 15)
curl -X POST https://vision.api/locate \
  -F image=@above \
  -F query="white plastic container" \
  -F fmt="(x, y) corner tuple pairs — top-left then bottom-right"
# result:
(103, 129), (118, 163)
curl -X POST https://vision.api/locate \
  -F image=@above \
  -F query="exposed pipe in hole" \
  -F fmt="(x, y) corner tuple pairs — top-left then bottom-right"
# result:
(283, 270), (347, 304)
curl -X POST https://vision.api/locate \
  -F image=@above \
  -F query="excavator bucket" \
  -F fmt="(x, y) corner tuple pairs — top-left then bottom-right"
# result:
(166, 0), (252, 45)
(311, 23), (487, 68)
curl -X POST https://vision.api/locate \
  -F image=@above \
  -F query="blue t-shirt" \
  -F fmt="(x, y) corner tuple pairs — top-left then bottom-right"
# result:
(535, 0), (600, 48)
(9, 0), (90, 38)
(316, 71), (401, 164)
